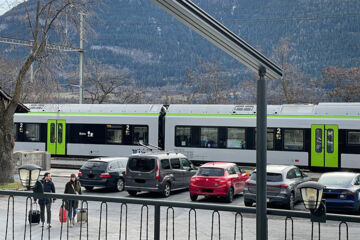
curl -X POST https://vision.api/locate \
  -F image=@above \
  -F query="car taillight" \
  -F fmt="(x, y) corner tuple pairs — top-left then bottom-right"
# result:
(78, 172), (83, 177)
(215, 179), (227, 184)
(156, 160), (160, 179)
(100, 173), (111, 178)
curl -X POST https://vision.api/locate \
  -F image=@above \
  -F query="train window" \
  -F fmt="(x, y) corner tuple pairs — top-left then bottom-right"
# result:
(106, 125), (122, 144)
(50, 123), (55, 143)
(327, 129), (334, 153)
(68, 124), (106, 144)
(284, 129), (304, 151)
(267, 129), (274, 150)
(175, 127), (191, 147)
(58, 124), (63, 144)
(24, 123), (41, 142)
(201, 127), (218, 148)
(254, 129), (274, 150)
(315, 129), (322, 153)
(227, 128), (246, 149)
(347, 131), (360, 145)
(133, 126), (148, 145)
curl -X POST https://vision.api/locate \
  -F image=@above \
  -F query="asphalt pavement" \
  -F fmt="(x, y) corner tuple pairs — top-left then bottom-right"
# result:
(1, 170), (356, 239)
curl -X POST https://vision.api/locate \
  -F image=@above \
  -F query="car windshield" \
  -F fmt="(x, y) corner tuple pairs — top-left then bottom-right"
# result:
(318, 174), (354, 186)
(128, 157), (155, 172)
(197, 168), (224, 177)
(250, 172), (283, 182)
(81, 161), (108, 171)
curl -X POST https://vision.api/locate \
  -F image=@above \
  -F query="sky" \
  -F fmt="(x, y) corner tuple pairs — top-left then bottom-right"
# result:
(0, 0), (21, 15)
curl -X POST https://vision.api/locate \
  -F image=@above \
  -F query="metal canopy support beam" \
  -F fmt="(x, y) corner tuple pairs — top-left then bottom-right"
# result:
(256, 66), (267, 240)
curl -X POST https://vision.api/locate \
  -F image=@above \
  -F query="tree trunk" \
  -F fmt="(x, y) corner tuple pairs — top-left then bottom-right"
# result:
(0, 111), (15, 183)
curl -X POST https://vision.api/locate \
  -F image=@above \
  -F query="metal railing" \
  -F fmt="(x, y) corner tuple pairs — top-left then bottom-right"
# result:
(1, 190), (360, 240)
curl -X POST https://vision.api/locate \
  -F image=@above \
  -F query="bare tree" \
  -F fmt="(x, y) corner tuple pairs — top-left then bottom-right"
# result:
(74, 59), (141, 104)
(0, 0), (91, 183)
(0, 54), (19, 94)
(270, 36), (323, 104)
(184, 58), (229, 104)
(322, 66), (360, 102)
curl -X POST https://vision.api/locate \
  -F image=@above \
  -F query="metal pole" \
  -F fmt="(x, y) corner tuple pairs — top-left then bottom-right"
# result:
(154, 205), (160, 240)
(256, 66), (267, 240)
(79, 12), (84, 104)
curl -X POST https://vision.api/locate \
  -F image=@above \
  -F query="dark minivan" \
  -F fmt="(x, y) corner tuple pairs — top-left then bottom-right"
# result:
(125, 152), (196, 197)
(78, 157), (128, 192)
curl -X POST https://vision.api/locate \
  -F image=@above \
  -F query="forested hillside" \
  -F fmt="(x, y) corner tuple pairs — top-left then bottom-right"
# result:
(0, 0), (359, 87)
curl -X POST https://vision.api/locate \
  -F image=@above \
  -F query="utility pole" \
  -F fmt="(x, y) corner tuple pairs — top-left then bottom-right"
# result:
(79, 12), (84, 104)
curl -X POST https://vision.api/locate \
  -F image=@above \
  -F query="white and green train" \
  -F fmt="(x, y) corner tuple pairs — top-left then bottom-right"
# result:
(14, 103), (360, 169)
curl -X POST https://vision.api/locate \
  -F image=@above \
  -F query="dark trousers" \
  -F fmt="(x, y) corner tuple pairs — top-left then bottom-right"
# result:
(39, 202), (52, 224)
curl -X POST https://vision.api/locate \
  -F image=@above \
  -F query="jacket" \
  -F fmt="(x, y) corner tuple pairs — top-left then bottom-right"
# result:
(64, 180), (82, 209)
(35, 179), (56, 205)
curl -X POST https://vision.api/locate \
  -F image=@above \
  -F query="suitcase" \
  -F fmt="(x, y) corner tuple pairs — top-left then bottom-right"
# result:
(28, 204), (40, 224)
(77, 208), (88, 223)
(59, 206), (67, 223)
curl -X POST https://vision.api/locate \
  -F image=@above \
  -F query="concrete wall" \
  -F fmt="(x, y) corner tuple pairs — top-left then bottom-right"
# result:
(14, 151), (51, 171)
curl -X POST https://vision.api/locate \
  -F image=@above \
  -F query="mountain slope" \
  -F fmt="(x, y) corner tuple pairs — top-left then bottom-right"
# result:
(0, 0), (359, 86)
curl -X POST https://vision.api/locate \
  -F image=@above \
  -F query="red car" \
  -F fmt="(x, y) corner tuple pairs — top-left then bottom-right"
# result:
(189, 162), (249, 203)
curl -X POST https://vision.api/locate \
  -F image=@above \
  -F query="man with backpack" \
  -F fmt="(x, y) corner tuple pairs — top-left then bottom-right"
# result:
(34, 172), (56, 228)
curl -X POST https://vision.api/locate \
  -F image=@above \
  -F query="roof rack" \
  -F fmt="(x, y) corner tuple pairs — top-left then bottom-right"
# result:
(137, 142), (163, 152)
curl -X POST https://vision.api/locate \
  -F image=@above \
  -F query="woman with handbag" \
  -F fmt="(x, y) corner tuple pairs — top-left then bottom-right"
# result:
(64, 173), (82, 227)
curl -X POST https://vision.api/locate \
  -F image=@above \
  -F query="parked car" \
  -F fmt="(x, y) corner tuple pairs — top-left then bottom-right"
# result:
(125, 152), (197, 197)
(318, 172), (360, 213)
(244, 165), (310, 209)
(189, 162), (249, 203)
(78, 157), (128, 192)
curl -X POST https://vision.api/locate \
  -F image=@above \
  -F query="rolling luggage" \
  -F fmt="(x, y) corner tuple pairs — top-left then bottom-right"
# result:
(28, 204), (40, 224)
(77, 208), (88, 223)
(59, 206), (67, 223)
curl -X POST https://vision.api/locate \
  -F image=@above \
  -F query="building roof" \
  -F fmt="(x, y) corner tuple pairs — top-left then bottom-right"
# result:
(0, 88), (29, 113)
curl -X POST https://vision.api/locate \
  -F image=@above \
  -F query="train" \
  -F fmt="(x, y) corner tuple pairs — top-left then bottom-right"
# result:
(14, 103), (360, 169)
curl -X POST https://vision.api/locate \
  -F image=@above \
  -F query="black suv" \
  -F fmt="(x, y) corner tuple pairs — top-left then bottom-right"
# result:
(125, 152), (197, 197)
(78, 157), (128, 192)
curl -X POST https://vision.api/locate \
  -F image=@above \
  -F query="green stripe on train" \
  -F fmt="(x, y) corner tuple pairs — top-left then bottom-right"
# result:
(15, 112), (160, 116)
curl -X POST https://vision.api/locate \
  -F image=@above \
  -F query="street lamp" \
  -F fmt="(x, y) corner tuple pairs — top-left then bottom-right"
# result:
(18, 164), (41, 190)
(298, 181), (326, 222)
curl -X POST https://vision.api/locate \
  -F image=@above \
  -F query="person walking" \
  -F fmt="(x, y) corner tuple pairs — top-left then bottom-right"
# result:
(64, 173), (82, 227)
(34, 172), (56, 228)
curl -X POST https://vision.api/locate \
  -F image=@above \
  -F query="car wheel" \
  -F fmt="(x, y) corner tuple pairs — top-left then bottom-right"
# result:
(162, 182), (171, 198)
(287, 192), (295, 210)
(190, 194), (198, 201)
(114, 178), (124, 192)
(225, 187), (234, 203)
(244, 199), (253, 207)
(127, 190), (137, 196)
(85, 186), (94, 191)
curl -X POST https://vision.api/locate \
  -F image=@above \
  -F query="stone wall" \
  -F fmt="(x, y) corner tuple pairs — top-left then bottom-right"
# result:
(14, 151), (51, 171)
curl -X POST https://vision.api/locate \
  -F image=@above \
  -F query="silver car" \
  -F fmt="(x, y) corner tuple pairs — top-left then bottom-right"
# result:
(243, 165), (310, 209)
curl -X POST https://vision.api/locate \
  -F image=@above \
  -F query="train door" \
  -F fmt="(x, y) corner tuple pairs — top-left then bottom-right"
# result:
(311, 125), (338, 168)
(47, 120), (66, 155)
